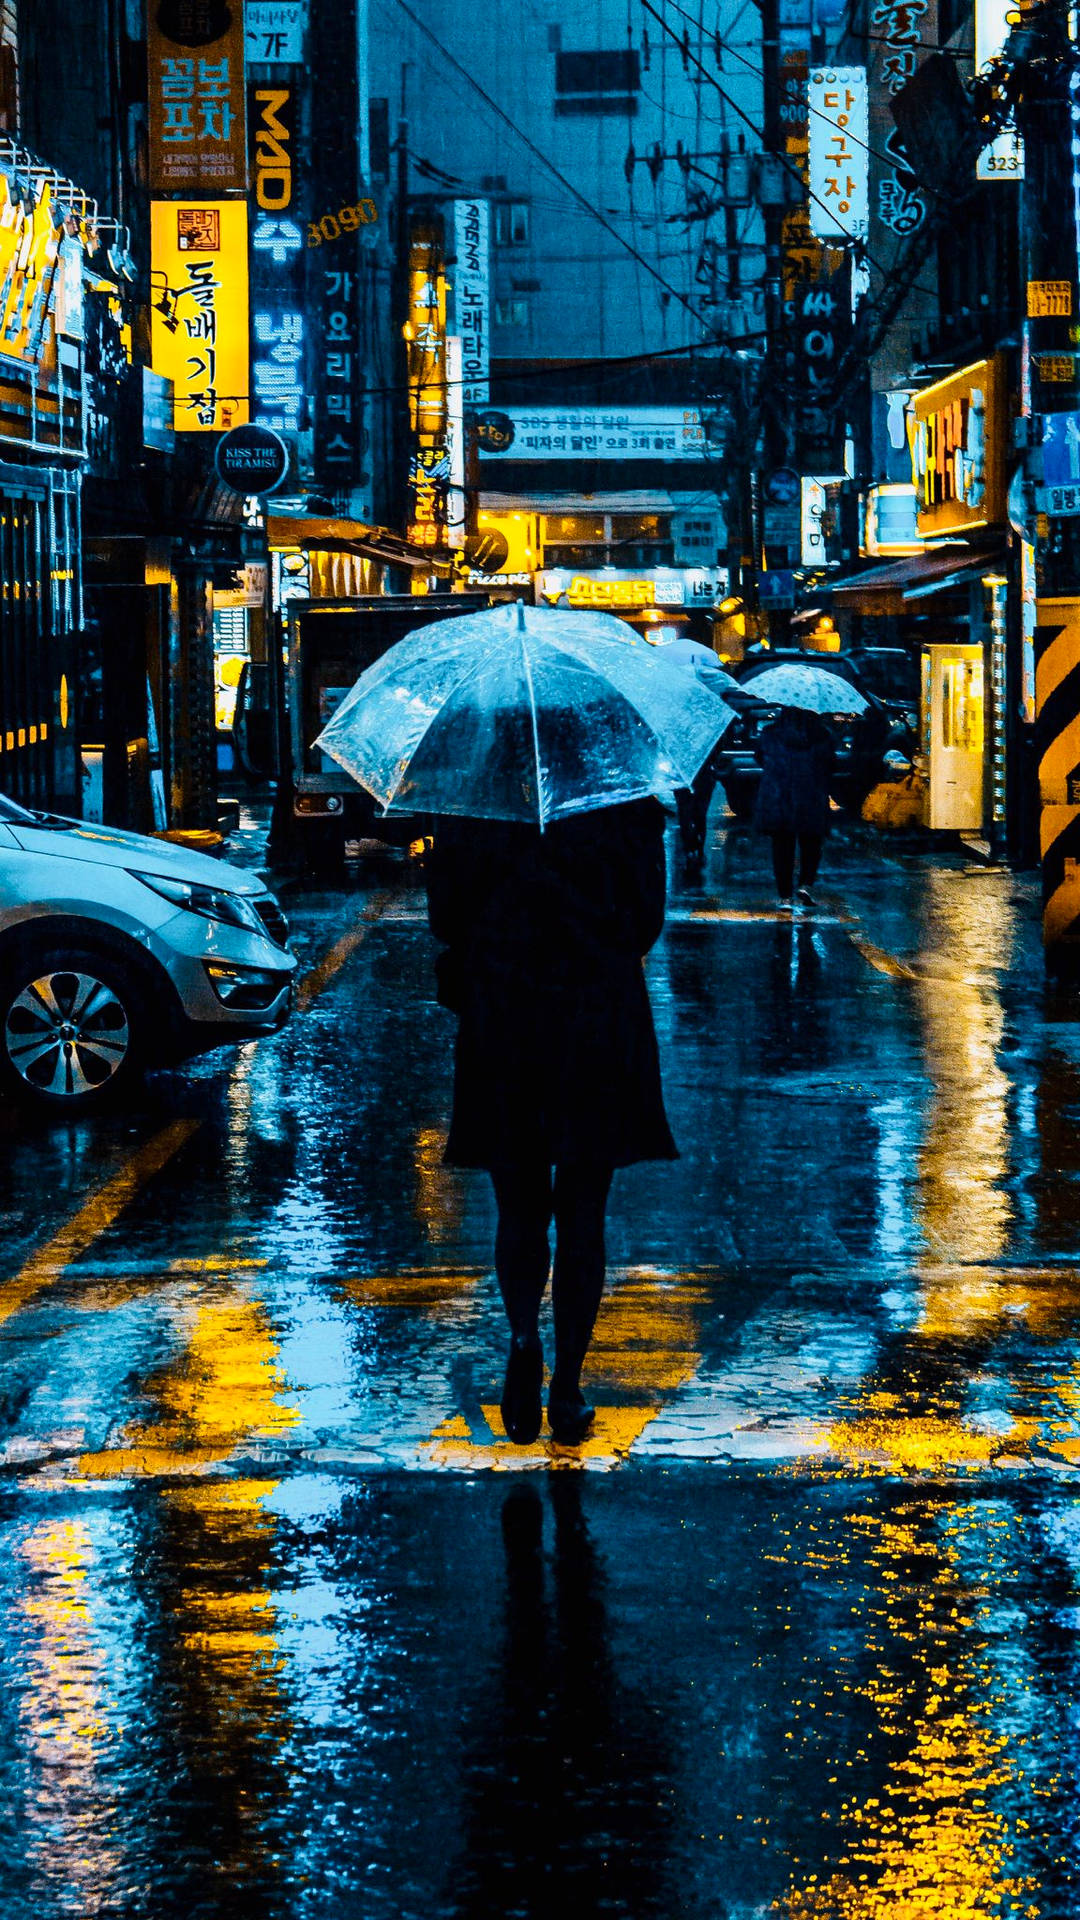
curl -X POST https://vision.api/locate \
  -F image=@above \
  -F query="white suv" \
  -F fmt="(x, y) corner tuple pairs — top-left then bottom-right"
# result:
(0, 791), (296, 1108)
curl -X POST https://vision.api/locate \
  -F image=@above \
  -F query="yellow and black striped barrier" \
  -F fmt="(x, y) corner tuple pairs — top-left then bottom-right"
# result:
(1036, 595), (1080, 960)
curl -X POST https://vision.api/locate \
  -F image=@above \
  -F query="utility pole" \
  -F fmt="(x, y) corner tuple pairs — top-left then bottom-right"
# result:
(757, 0), (793, 643)
(1016, 0), (1080, 969)
(391, 64), (412, 543)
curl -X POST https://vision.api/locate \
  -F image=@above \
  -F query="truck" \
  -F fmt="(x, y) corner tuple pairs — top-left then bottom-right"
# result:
(284, 594), (490, 864)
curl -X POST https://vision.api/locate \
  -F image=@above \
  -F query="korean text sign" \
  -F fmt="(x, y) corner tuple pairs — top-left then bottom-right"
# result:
(453, 200), (490, 407)
(148, 0), (248, 196)
(249, 81), (306, 439)
(476, 407), (706, 460)
(150, 201), (250, 431)
(407, 220), (449, 548)
(808, 68), (869, 241)
(907, 355), (1005, 535)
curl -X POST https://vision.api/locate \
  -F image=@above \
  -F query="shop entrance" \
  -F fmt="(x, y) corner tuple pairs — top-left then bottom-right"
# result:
(921, 642), (985, 831)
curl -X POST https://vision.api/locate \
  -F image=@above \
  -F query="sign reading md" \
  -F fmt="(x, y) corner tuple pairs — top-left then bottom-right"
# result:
(478, 408), (707, 460)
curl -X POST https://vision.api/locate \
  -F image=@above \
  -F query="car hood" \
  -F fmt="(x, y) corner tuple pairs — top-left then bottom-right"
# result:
(9, 817), (266, 894)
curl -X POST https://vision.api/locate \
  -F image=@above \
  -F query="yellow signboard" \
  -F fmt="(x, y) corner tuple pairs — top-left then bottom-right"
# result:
(0, 177), (63, 370)
(150, 201), (249, 431)
(406, 220), (448, 549)
(908, 355), (1006, 537)
(1028, 280), (1073, 318)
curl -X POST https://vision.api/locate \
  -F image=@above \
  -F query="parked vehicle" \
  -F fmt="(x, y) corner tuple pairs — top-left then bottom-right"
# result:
(0, 791), (295, 1109)
(715, 650), (892, 819)
(287, 594), (494, 865)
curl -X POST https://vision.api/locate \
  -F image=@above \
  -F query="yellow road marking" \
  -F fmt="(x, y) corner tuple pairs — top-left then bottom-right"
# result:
(0, 1118), (201, 1327)
(295, 890), (394, 1009)
(423, 1269), (707, 1469)
(426, 1404), (658, 1469)
(680, 905), (852, 925)
(0, 897), (394, 1328)
(848, 932), (917, 980)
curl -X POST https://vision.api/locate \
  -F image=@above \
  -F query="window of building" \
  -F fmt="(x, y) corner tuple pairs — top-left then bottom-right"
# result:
(494, 201), (530, 246)
(555, 48), (640, 116)
(495, 296), (531, 328)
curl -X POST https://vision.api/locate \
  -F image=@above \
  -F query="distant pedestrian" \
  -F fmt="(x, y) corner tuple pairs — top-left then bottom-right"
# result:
(753, 707), (835, 904)
(425, 798), (676, 1446)
(675, 746), (720, 879)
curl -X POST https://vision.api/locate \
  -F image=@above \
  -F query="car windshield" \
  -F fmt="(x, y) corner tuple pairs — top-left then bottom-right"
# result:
(0, 791), (38, 825)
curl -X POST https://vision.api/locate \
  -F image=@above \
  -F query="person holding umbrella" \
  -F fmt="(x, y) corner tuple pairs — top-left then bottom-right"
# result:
(753, 705), (835, 905)
(424, 790), (675, 1444)
(744, 661), (868, 905)
(317, 601), (734, 1446)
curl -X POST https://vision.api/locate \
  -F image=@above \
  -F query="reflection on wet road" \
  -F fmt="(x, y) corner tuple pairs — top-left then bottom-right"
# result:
(4, 823), (1080, 1914)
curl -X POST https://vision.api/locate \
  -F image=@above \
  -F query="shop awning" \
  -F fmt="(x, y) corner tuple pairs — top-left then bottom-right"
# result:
(479, 490), (677, 515)
(827, 540), (1007, 614)
(266, 516), (434, 570)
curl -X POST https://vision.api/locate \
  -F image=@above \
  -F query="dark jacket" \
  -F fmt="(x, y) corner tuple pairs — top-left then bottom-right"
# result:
(753, 710), (834, 837)
(425, 798), (677, 1170)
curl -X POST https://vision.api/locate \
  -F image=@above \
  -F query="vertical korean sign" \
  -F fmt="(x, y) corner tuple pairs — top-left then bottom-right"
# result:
(780, 4), (851, 471)
(309, 0), (366, 497)
(407, 219), (449, 551)
(864, 0), (938, 391)
(808, 68), (869, 242)
(975, 0), (1023, 179)
(151, 201), (250, 429)
(148, 0), (248, 195)
(452, 199), (490, 406)
(248, 7), (307, 450)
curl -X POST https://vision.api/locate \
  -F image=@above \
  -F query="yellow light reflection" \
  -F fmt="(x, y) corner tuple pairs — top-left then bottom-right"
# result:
(425, 1269), (706, 1466)
(16, 1518), (122, 1912)
(780, 1505), (1037, 1919)
(412, 1126), (465, 1244)
(913, 874), (1013, 1273)
(78, 1293), (299, 1479)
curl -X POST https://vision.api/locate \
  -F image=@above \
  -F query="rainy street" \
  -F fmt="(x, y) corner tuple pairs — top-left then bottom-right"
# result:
(2, 815), (1080, 1918)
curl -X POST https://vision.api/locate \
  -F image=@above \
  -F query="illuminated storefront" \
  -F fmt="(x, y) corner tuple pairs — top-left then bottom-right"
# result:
(468, 494), (727, 635)
(830, 359), (1010, 843)
(0, 149), (103, 814)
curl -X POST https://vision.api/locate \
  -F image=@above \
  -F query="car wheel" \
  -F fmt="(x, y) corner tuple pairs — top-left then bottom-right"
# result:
(0, 945), (144, 1109)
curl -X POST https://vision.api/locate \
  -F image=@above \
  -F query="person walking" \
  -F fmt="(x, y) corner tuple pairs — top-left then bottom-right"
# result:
(424, 797), (677, 1447)
(753, 707), (835, 904)
(674, 747), (720, 879)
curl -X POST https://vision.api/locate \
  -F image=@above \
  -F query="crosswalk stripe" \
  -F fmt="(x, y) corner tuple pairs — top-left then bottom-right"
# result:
(0, 1119), (201, 1327)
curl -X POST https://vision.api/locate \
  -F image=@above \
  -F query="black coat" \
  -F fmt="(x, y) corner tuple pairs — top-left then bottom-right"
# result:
(425, 799), (677, 1171)
(753, 711), (834, 837)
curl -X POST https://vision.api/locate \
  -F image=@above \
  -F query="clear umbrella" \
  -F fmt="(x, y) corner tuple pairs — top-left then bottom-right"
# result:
(315, 600), (738, 827)
(649, 633), (742, 694)
(740, 661), (870, 715)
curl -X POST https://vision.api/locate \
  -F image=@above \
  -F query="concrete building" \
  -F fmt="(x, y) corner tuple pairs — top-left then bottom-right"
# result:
(371, 0), (767, 638)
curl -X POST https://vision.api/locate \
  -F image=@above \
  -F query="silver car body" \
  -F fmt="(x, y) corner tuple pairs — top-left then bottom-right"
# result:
(0, 802), (295, 1057)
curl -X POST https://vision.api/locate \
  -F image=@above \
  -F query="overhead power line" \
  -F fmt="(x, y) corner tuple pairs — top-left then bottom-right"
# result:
(391, 0), (714, 334)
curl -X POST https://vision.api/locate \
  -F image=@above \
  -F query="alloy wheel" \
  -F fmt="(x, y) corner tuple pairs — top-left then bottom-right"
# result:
(4, 968), (131, 1100)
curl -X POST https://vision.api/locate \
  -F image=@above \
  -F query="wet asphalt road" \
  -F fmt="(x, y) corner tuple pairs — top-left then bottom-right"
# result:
(5, 815), (1080, 1916)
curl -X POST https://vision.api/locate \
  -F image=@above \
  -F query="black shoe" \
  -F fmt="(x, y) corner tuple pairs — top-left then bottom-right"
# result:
(501, 1336), (543, 1445)
(547, 1386), (596, 1446)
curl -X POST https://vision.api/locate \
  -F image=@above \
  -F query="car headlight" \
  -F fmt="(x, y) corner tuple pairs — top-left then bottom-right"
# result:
(132, 870), (266, 935)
